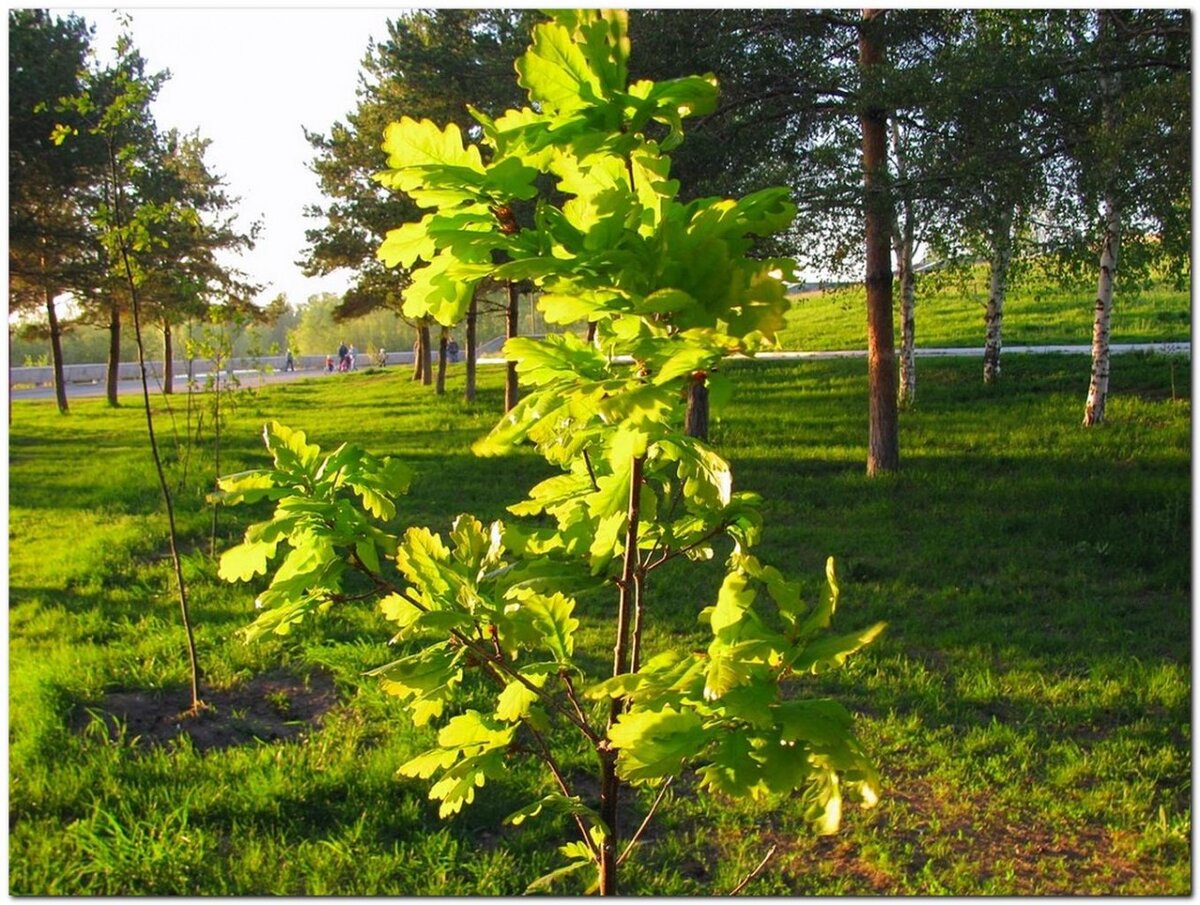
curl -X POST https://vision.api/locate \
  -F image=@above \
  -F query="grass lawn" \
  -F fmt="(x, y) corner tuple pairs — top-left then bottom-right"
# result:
(8, 350), (1190, 895)
(778, 271), (1191, 351)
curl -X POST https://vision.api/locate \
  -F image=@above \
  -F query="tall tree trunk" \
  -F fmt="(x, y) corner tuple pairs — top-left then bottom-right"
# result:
(106, 301), (121, 407)
(1084, 195), (1120, 426)
(412, 326), (424, 381)
(1084, 12), (1121, 428)
(420, 322), (432, 386)
(860, 10), (899, 476)
(162, 318), (174, 395)
(890, 122), (916, 409)
(982, 206), (1015, 384)
(436, 326), (448, 396)
(465, 295), (478, 403)
(504, 280), (520, 412)
(45, 286), (69, 415)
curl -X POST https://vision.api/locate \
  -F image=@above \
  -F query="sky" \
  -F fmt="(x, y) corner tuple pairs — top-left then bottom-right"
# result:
(75, 7), (400, 308)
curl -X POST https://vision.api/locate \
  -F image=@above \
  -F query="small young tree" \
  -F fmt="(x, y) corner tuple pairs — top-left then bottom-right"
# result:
(219, 11), (882, 895)
(57, 28), (206, 712)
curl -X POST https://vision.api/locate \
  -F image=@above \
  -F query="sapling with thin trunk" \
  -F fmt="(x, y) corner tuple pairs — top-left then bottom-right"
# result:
(218, 10), (883, 894)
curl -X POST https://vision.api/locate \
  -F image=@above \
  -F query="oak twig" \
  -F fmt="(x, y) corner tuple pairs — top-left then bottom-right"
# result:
(727, 844), (779, 896)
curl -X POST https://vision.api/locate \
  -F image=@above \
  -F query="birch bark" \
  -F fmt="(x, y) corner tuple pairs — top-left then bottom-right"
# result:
(1083, 12), (1121, 427)
(890, 122), (916, 409)
(1083, 195), (1119, 425)
(982, 206), (1015, 384)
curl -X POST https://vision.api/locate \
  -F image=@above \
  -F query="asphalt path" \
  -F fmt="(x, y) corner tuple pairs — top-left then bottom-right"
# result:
(9, 341), (1189, 403)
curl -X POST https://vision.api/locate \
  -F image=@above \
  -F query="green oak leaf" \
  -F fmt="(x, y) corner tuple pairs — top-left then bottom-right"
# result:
(608, 706), (707, 783)
(516, 21), (604, 114)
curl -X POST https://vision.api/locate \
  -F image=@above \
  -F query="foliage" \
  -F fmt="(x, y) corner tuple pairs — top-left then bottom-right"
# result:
(220, 10), (880, 894)
(302, 10), (538, 321)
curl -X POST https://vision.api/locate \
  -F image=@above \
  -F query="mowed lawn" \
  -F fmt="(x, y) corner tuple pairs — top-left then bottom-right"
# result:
(8, 345), (1190, 894)
(778, 271), (1190, 351)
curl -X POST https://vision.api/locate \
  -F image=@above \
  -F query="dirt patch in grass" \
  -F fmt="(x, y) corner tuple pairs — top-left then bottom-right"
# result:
(767, 776), (1174, 896)
(72, 670), (338, 751)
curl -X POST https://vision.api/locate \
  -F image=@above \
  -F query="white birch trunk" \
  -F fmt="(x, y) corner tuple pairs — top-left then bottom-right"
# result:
(890, 121), (916, 408)
(893, 233), (916, 408)
(982, 207), (1014, 384)
(1083, 195), (1119, 426)
(1083, 12), (1120, 427)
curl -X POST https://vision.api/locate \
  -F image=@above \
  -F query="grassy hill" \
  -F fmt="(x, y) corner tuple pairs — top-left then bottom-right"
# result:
(778, 271), (1190, 351)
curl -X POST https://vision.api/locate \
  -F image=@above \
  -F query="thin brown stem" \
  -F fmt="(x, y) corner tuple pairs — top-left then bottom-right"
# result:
(727, 844), (779, 896)
(617, 777), (673, 866)
(523, 721), (599, 860)
(628, 568), (645, 678)
(609, 454), (646, 727)
(560, 669), (592, 729)
(644, 521), (729, 574)
(107, 140), (203, 715)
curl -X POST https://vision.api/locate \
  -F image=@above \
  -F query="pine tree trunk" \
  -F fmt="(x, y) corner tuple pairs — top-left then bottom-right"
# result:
(983, 207), (1015, 384)
(860, 10), (899, 476)
(505, 280), (520, 412)
(436, 327), (448, 396)
(1084, 195), (1119, 426)
(45, 287), (69, 415)
(465, 295), (478, 403)
(162, 319), (174, 395)
(420, 323), (432, 386)
(106, 301), (121, 407)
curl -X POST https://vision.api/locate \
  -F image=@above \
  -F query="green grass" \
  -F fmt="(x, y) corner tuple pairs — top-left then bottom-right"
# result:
(9, 353), (1191, 895)
(778, 271), (1190, 350)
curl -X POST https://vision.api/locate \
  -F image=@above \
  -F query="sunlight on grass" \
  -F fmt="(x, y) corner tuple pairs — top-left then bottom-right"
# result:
(8, 354), (1190, 895)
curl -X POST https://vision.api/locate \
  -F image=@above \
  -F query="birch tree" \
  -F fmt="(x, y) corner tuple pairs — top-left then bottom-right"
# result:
(1060, 9), (1190, 425)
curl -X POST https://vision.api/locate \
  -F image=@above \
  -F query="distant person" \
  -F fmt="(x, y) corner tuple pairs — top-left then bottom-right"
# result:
(337, 340), (349, 370)
(377, 348), (388, 367)
(348, 344), (357, 370)
(447, 337), (459, 363)
(285, 348), (295, 371)
(325, 354), (334, 373)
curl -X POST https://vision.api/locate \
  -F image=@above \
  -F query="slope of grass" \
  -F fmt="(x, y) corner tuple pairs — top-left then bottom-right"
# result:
(8, 353), (1191, 895)
(778, 271), (1190, 351)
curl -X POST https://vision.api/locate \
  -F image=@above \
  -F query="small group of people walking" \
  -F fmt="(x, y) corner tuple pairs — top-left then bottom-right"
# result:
(325, 341), (357, 373)
(314, 336), (463, 374)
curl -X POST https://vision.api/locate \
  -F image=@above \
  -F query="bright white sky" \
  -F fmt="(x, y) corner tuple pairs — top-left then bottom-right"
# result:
(75, 7), (400, 308)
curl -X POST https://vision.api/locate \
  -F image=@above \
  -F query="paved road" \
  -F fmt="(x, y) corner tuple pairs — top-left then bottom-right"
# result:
(10, 342), (1189, 403)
